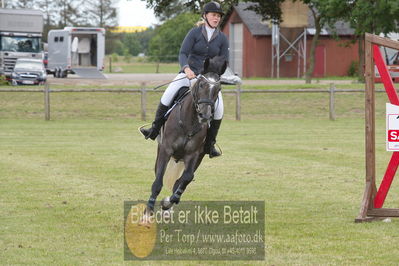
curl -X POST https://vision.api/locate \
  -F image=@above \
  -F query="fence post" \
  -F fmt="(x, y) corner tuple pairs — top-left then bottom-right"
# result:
(329, 83), (336, 121)
(109, 57), (112, 73)
(155, 61), (160, 73)
(141, 83), (147, 121)
(44, 82), (50, 121)
(236, 84), (241, 121)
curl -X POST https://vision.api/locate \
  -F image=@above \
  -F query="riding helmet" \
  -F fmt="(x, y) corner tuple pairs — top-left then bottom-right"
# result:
(203, 1), (224, 16)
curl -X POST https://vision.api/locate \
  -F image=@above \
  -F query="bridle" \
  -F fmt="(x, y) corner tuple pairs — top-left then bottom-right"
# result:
(174, 73), (221, 140)
(191, 74), (221, 117)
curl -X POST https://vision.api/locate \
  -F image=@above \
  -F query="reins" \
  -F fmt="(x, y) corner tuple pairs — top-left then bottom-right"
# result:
(152, 76), (187, 90)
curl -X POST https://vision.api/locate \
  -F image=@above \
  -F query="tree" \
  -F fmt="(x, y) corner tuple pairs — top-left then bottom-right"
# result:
(29, 0), (119, 29)
(148, 12), (199, 62)
(135, 28), (156, 55)
(55, 0), (84, 28)
(122, 28), (156, 56)
(340, 0), (399, 81)
(104, 28), (155, 56)
(85, 0), (118, 27)
(142, 0), (239, 18)
(300, 0), (333, 83)
(36, 0), (59, 42)
(143, 0), (192, 22)
(123, 34), (142, 56)
(244, 0), (284, 23)
(105, 34), (124, 55)
(10, 0), (35, 9)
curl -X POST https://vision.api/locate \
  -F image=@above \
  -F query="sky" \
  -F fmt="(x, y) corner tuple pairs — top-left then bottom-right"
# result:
(118, 0), (159, 27)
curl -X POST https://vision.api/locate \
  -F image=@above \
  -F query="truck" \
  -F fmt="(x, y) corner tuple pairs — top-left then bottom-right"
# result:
(47, 27), (106, 79)
(0, 8), (44, 78)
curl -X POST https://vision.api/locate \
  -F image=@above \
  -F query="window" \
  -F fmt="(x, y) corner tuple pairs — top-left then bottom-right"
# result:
(0, 36), (41, 52)
(60, 36), (64, 42)
(54, 37), (59, 42)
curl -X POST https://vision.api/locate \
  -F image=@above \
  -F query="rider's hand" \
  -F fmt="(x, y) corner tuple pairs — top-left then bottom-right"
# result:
(184, 67), (196, 80)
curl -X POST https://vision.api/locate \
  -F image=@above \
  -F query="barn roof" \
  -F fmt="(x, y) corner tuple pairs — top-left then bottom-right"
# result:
(234, 2), (271, 36)
(227, 2), (354, 36)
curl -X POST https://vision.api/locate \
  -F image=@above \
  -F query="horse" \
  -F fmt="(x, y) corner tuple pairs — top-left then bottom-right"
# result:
(142, 56), (227, 221)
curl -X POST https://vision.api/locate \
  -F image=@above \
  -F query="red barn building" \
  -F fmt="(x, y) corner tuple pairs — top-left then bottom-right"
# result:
(221, 2), (359, 78)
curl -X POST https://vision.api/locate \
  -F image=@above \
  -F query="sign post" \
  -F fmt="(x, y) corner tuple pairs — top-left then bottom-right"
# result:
(356, 34), (399, 222)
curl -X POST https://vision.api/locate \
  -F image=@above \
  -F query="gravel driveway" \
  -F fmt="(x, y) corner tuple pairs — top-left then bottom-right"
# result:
(47, 73), (355, 87)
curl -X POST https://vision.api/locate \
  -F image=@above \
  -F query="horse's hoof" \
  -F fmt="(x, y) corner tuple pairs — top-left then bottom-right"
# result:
(161, 207), (174, 221)
(161, 196), (174, 210)
(138, 207), (154, 228)
(138, 213), (153, 228)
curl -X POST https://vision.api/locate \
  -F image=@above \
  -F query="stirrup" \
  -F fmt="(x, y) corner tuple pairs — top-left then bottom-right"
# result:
(138, 124), (151, 133)
(209, 144), (222, 158)
(138, 124), (152, 137)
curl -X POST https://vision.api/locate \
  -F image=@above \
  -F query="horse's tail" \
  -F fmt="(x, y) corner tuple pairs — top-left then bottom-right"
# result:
(164, 159), (185, 192)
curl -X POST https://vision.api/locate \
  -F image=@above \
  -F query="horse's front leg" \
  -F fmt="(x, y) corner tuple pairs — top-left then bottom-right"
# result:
(161, 153), (199, 210)
(146, 146), (171, 213)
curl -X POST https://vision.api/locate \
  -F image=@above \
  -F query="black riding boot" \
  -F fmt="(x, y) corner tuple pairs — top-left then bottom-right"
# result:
(140, 103), (169, 140)
(204, 119), (222, 158)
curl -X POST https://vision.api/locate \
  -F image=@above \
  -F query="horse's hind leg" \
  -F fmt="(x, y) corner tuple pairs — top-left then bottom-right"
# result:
(172, 153), (205, 192)
(168, 154), (199, 206)
(146, 147), (171, 212)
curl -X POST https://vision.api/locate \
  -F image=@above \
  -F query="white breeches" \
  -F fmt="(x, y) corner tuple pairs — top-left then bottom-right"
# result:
(160, 73), (224, 120)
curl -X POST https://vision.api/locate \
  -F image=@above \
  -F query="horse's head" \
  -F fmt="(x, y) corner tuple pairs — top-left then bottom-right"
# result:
(191, 56), (227, 123)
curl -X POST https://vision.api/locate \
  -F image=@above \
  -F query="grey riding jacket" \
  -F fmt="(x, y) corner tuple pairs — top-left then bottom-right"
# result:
(179, 25), (229, 75)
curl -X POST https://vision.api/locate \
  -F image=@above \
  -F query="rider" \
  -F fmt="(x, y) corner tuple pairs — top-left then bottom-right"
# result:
(140, 1), (229, 158)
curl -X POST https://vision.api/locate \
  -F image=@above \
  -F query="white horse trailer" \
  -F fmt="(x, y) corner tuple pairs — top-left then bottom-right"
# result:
(47, 27), (105, 79)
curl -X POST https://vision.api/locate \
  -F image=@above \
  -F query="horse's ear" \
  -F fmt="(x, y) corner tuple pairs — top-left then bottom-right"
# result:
(219, 60), (228, 76)
(203, 58), (210, 74)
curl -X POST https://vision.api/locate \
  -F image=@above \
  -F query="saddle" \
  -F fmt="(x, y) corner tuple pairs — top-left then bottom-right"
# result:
(164, 86), (190, 118)
(159, 86), (191, 145)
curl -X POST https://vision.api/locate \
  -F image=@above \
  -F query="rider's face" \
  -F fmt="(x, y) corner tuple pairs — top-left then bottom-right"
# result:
(205, 12), (221, 28)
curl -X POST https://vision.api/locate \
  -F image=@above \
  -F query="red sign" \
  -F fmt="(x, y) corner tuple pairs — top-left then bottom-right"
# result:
(388, 130), (399, 141)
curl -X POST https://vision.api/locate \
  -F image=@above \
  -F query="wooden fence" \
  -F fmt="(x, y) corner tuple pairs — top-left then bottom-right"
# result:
(0, 83), (369, 121)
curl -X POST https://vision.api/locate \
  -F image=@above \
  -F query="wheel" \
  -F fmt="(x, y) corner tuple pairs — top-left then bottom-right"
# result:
(61, 70), (68, 78)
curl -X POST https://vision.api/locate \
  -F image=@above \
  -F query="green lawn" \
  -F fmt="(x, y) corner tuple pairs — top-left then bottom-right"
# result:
(1, 90), (399, 264)
(103, 60), (180, 74)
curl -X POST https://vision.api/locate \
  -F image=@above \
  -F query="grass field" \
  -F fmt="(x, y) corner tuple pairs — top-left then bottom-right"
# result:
(1, 88), (399, 264)
(103, 56), (179, 74)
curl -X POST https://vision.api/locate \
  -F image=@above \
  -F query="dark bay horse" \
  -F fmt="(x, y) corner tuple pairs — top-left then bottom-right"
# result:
(143, 56), (227, 219)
